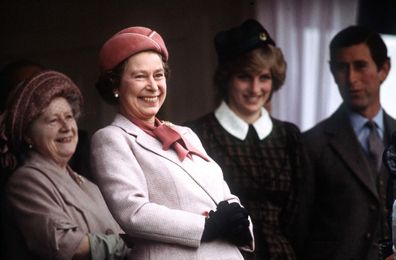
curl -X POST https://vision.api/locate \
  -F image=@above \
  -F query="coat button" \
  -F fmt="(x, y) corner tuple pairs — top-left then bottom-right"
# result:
(365, 233), (371, 239)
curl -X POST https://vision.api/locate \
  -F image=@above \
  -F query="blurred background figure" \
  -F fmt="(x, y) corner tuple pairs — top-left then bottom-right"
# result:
(186, 19), (304, 259)
(0, 59), (44, 114)
(383, 132), (396, 260)
(0, 70), (131, 259)
(0, 59), (45, 257)
(91, 25), (254, 259)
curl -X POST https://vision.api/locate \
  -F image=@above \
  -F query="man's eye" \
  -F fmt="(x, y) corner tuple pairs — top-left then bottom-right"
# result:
(334, 64), (348, 72)
(354, 62), (367, 70)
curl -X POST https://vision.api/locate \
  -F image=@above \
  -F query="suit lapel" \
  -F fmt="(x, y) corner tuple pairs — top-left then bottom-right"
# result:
(384, 112), (396, 143)
(325, 105), (379, 198)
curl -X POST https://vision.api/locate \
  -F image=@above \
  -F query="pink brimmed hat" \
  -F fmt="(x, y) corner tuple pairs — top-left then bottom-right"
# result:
(99, 26), (169, 72)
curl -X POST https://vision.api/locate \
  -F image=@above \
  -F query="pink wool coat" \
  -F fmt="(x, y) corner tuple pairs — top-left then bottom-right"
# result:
(4, 151), (124, 260)
(91, 114), (254, 259)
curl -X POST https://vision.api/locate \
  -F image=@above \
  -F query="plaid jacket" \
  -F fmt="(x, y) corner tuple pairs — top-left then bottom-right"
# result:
(187, 113), (303, 260)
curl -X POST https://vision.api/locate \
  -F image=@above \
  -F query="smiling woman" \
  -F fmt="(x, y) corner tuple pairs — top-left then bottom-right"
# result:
(186, 19), (305, 259)
(0, 70), (131, 259)
(25, 97), (78, 168)
(91, 25), (255, 259)
(117, 52), (167, 124)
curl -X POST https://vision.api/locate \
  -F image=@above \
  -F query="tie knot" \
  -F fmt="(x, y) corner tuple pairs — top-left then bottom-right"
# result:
(366, 120), (377, 130)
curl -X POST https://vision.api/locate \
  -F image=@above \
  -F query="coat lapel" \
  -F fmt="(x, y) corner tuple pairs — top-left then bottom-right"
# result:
(325, 105), (379, 198)
(111, 114), (218, 203)
(24, 151), (96, 211)
(112, 114), (185, 165)
(384, 112), (396, 142)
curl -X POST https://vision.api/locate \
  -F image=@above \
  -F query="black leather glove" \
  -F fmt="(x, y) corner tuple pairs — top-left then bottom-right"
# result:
(201, 201), (250, 242)
(226, 218), (252, 246)
(223, 203), (251, 246)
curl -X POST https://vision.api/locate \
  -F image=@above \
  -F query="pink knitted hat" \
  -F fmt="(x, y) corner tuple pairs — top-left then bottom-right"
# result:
(99, 26), (169, 72)
(3, 70), (82, 158)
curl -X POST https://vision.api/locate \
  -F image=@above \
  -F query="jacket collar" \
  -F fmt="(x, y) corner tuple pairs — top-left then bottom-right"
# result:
(111, 113), (194, 166)
(214, 101), (272, 140)
(22, 150), (95, 211)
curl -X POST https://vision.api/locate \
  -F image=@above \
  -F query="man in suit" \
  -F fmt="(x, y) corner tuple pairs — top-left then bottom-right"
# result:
(302, 26), (396, 260)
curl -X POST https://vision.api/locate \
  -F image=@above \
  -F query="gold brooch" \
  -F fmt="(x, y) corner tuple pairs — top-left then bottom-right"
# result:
(162, 120), (174, 127)
(259, 32), (267, 41)
(73, 174), (84, 185)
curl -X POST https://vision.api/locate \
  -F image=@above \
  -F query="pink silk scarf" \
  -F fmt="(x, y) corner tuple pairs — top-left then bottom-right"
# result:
(130, 117), (209, 162)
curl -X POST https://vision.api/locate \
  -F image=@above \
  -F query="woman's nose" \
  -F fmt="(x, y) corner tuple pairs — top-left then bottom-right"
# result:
(60, 119), (72, 131)
(250, 79), (261, 93)
(146, 76), (159, 91)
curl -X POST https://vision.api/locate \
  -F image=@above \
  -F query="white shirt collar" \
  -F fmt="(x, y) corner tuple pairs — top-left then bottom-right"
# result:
(214, 101), (273, 140)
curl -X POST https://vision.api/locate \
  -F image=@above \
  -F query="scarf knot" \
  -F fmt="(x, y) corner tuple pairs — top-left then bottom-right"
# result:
(131, 117), (209, 162)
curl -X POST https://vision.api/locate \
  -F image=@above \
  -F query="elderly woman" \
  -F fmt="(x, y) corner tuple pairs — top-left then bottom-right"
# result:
(186, 19), (304, 259)
(0, 70), (130, 259)
(91, 26), (254, 259)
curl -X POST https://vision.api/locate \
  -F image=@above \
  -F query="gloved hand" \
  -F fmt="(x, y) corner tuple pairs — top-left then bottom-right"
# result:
(222, 202), (251, 246)
(226, 217), (252, 246)
(201, 200), (250, 242)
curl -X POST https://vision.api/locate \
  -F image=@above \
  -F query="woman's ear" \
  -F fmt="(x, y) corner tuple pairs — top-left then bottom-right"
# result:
(113, 89), (120, 98)
(23, 135), (32, 146)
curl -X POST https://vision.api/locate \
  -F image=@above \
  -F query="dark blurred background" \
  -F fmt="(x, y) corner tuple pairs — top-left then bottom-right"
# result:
(0, 0), (395, 135)
(0, 0), (255, 135)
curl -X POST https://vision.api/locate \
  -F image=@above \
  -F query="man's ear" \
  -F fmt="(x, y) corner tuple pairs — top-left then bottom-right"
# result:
(379, 59), (391, 83)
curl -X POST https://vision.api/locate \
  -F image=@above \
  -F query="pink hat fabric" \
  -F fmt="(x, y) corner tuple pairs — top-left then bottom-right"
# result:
(99, 26), (169, 72)
(6, 70), (82, 154)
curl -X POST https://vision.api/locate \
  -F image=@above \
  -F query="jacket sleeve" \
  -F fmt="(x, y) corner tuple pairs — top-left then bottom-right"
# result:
(6, 170), (84, 260)
(90, 127), (206, 248)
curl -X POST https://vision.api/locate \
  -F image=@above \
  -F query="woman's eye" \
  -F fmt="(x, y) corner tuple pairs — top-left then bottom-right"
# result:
(155, 73), (164, 79)
(260, 75), (272, 81)
(48, 118), (58, 124)
(134, 74), (145, 79)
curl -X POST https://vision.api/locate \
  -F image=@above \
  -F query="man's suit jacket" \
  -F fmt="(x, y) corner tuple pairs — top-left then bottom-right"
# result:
(301, 104), (396, 260)
(90, 114), (254, 260)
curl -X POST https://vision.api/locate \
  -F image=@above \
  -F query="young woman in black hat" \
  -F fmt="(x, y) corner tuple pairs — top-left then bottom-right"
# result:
(187, 19), (305, 260)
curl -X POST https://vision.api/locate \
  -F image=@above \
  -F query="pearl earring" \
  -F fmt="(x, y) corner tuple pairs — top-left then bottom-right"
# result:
(114, 92), (119, 98)
(28, 144), (33, 149)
